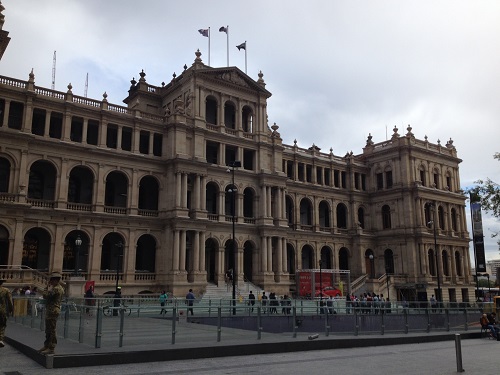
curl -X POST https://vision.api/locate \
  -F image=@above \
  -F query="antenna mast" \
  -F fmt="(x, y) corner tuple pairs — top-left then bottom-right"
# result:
(51, 51), (56, 90)
(84, 73), (88, 97)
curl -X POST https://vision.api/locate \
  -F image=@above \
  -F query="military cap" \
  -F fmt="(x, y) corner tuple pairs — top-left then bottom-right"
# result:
(49, 272), (62, 279)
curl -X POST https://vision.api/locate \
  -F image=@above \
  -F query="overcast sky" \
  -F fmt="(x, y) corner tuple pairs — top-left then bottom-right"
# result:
(1, 0), (499, 262)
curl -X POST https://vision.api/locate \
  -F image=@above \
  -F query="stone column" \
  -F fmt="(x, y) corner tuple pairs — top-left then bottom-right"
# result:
(267, 237), (273, 273)
(199, 231), (206, 272)
(179, 230), (186, 271)
(261, 236), (267, 272)
(173, 230), (180, 271)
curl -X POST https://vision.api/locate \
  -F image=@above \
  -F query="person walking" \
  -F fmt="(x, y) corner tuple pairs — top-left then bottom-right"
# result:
(0, 278), (14, 348)
(39, 272), (64, 354)
(159, 290), (168, 315)
(186, 289), (195, 315)
(248, 291), (255, 312)
(84, 286), (95, 316)
(261, 291), (268, 314)
(113, 287), (122, 316)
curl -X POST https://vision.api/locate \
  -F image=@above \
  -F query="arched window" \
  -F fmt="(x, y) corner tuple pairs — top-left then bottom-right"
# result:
(428, 249), (436, 276)
(442, 250), (449, 276)
(419, 165), (426, 186)
(455, 251), (462, 276)
(286, 196), (294, 227)
(358, 207), (365, 229)
(300, 198), (313, 227)
(318, 200), (330, 228)
(68, 166), (94, 205)
(206, 182), (219, 215)
(301, 245), (314, 269)
(224, 101), (236, 129)
(451, 208), (458, 231)
(104, 171), (128, 208)
(438, 206), (445, 230)
(382, 205), (391, 229)
(0, 157), (11, 193)
(365, 249), (375, 278)
(384, 249), (394, 274)
(336, 203), (347, 229)
(339, 247), (349, 270)
(138, 176), (159, 211)
(243, 187), (255, 218)
(242, 106), (253, 132)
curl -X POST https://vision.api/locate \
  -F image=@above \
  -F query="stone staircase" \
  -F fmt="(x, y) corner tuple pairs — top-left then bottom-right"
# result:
(201, 281), (264, 302)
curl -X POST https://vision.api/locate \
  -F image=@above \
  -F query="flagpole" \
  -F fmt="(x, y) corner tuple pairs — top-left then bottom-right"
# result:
(208, 27), (211, 66)
(226, 26), (229, 67)
(244, 40), (247, 74)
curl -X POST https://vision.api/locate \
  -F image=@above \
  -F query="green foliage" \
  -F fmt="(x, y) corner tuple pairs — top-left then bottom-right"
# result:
(467, 153), (500, 248)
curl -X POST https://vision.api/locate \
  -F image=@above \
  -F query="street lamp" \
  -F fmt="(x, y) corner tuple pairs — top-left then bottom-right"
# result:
(428, 203), (442, 303)
(115, 241), (124, 293)
(319, 259), (323, 302)
(228, 160), (241, 315)
(368, 254), (374, 278)
(385, 264), (390, 301)
(74, 235), (82, 276)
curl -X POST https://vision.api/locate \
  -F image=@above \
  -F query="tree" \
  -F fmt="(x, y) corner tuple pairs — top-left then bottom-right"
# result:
(468, 152), (500, 247)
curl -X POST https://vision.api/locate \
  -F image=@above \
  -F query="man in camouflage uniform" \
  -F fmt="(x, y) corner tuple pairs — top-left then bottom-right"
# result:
(0, 278), (14, 348)
(39, 272), (64, 355)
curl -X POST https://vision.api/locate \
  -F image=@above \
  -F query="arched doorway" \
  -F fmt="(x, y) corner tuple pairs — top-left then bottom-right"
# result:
(23, 227), (51, 271)
(301, 245), (314, 269)
(205, 238), (218, 282)
(365, 249), (375, 278)
(0, 225), (9, 265)
(63, 230), (89, 275)
(243, 241), (254, 282)
(339, 247), (349, 270)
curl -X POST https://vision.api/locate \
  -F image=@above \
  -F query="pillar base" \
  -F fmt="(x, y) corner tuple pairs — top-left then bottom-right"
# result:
(65, 276), (86, 298)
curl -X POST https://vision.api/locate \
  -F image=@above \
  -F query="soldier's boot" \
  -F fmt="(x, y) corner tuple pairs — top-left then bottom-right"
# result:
(40, 347), (54, 355)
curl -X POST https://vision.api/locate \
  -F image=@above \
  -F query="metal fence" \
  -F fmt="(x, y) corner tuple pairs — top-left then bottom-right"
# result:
(10, 296), (487, 349)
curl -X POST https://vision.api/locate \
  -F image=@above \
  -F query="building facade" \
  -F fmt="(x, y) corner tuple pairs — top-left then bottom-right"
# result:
(0, 16), (474, 302)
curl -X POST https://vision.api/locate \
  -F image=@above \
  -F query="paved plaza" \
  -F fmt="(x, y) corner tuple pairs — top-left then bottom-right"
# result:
(1, 330), (500, 374)
(1, 309), (499, 374)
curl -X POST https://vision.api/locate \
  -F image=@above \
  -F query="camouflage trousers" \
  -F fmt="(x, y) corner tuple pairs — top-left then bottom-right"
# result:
(44, 316), (59, 350)
(0, 313), (6, 341)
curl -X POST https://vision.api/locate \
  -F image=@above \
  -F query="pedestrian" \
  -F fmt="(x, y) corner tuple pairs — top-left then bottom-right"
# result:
(261, 291), (268, 313)
(0, 279), (14, 348)
(248, 291), (255, 312)
(327, 296), (336, 314)
(186, 288), (195, 315)
(113, 287), (122, 316)
(84, 286), (95, 316)
(159, 290), (168, 315)
(430, 295), (437, 312)
(39, 272), (64, 354)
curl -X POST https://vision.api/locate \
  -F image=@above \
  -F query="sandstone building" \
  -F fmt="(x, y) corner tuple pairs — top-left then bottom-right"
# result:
(0, 9), (474, 303)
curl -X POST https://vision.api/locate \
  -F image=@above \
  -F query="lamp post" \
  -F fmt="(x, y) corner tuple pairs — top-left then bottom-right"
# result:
(385, 264), (390, 301)
(429, 203), (442, 303)
(74, 235), (82, 276)
(368, 254), (374, 279)
(229, 160), (241, 315)
(486, 273), (491, 296)
(319, 259), (323, 302)
(115, 241), (123, 293)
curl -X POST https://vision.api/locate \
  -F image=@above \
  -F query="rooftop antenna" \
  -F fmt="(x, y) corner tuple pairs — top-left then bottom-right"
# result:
(84, 72), (88, 97)
(51, 51), (56, 90)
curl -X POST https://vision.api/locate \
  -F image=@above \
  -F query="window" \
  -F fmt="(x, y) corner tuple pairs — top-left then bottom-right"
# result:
(49, 112), (63, 139)
(385, 171), (393, 188)
(354, 172), (360, 190)
(153, 133), (162, 156)
(306, 165), (312, 183)
(106, 124), (118, 149)
(316, 167), (323, 184)
(31, 108), (46, 136)
(298, 163), (305, 182)
(334, 170), (339, 187)
(8, 101), (23, 130)
(341, 171), (346, 188)
(70, 116), (83, 143)
(324, 169), (331, 186)
(420, 168), (426, 186)
(382, 205), (391, 229)
(361, 174), (366, 191)
(87, 120), (99, 145)
(206, 141), (219, 164)
(225, 145), (237, 166)
(376, 173), (384, 190)
(446, 175), (452, 191)
(243, 149), (254, 171)
(206, 97), (217, 125)
(433, 171), (439, 188)
(121, 127), (132, 151)
(139, 130), (150, 154)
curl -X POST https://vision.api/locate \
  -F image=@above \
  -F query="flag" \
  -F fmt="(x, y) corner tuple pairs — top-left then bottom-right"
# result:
(219, 26), (228, 33)
(198, 29), (209, 37)
(236, 42), (246, 51)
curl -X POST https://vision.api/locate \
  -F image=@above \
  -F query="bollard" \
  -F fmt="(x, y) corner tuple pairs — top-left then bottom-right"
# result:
(217, 307), (222, 342)
(257, 306), (262, 340)
(454, 333), (465, 372)
(171, 307), (177, 344)
(118, 306), (125, 347)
